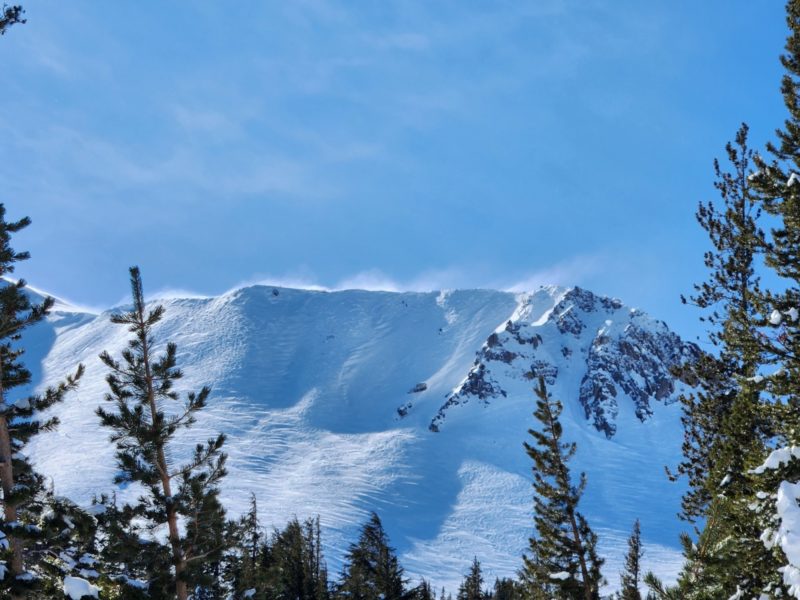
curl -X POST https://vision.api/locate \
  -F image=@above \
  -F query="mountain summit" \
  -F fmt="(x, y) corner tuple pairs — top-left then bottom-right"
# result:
(426, 286), (698, 437)
(20, 284), (694, 589)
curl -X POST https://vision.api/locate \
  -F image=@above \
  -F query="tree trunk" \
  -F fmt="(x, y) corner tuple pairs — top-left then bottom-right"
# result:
(157, 445), (187, 600)
(565, 506), (593, 600)
(0, 371), (24, 599)
(0, 416), (20, 570)
(540, 391), (594, 600)
(138, 310), (188, 600)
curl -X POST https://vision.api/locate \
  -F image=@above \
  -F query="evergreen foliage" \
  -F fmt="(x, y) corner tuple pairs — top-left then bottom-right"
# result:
(617, 520), (642, 600)
(457, 557), (484, 600)
(642, 570), (681, 600)
(223, 500), (328, 600)
(492, 578), (522, 600)
(667, 124), (778, 597)
(338, 512), (405, 600)
(0, 205), (84, 598)
(670, 123), (767, 520)
(519, 377), (604, 600)
(264, 517), (329, 600)
(410, 579), (435, 600)
(0, 4), (24, 35)
(750, 0), (800, 449)
(741, 2), (800, 591)
(92, 492), (161, 598)
(226, 494), (268, 598)
(96, 266), (229, 600)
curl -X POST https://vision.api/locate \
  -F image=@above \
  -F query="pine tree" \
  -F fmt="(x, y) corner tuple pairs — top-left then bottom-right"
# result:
(184, 482), (231, 599)
(227, 494), (268, 599)
(492, 578), (522, 600)
(96, 266), (228, 600)
(0, 4), (25, 35)
(0, 205), (84, 598)
(34, 495), (107, 599)
(92, 492), (158, 598)
(457, 557), (484, 600)
(617, 520), (642, 600)
(265, 517), (329, 600)
(749, 0), (800, 443)
(304, 516), (329, 600)
(411, 579), (435, 600)
(738, 3), (800, 591)
(519, 377), (604, 600)
(643, 568), (682, 600)
(663, 124), (779, 596)
(338, 512), (405, 600)
(670, 123), (767, 518)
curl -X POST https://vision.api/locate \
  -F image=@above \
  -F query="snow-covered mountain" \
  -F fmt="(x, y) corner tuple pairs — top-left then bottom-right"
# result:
(17, 284), (696, 591)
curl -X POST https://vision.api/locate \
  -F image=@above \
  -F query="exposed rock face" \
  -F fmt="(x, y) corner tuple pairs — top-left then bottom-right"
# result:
(429, 287), (699, 437)
(579, 318), (699, 435)
(429, 363), (506, 432)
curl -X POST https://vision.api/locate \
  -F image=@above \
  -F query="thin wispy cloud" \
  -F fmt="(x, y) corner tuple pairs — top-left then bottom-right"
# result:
(3, 0), (780, 346)
(171, 105), (244, 137)
(363, 32), (431, 52)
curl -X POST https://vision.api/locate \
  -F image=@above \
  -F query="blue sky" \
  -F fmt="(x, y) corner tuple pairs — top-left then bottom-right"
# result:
(1, 1), (789, 342)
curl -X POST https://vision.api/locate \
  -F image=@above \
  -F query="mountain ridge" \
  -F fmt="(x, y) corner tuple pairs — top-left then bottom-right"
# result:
(17, 281), (692, 590)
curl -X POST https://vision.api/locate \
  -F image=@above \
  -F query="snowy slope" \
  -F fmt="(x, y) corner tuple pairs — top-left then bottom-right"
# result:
(16, 284), (695, 591)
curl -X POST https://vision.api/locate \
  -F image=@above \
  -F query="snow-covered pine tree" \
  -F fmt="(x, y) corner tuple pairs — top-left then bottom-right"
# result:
(457, 557), (484, 600)
(617, 520), (642, 600)
(0, 205), (84, 598)
(92, 492), (159, 598)
(667, 124), (777, 596)
(338, 512), (405, 600)
(736, 0), (800, 593)
(519, 377), (603, 600)
(96, 266), (228, 600)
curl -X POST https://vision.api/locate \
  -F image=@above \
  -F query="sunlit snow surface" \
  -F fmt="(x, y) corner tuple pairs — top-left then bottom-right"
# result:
(19, 285), (686, 592)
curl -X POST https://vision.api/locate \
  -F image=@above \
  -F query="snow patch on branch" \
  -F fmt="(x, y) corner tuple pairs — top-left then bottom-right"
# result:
(751, 447), (800, 475)
(63, 575), (100, 599)
(753, 448), (800, 597)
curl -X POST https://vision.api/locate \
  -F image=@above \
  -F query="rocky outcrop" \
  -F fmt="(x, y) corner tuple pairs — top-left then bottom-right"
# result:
(429, 287), (699, 437)
(578, 319), (700, 436)
(429, 363), (506, 432)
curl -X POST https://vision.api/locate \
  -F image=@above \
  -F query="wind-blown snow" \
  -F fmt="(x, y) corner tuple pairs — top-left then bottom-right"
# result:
(18, 284), (689, 592)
